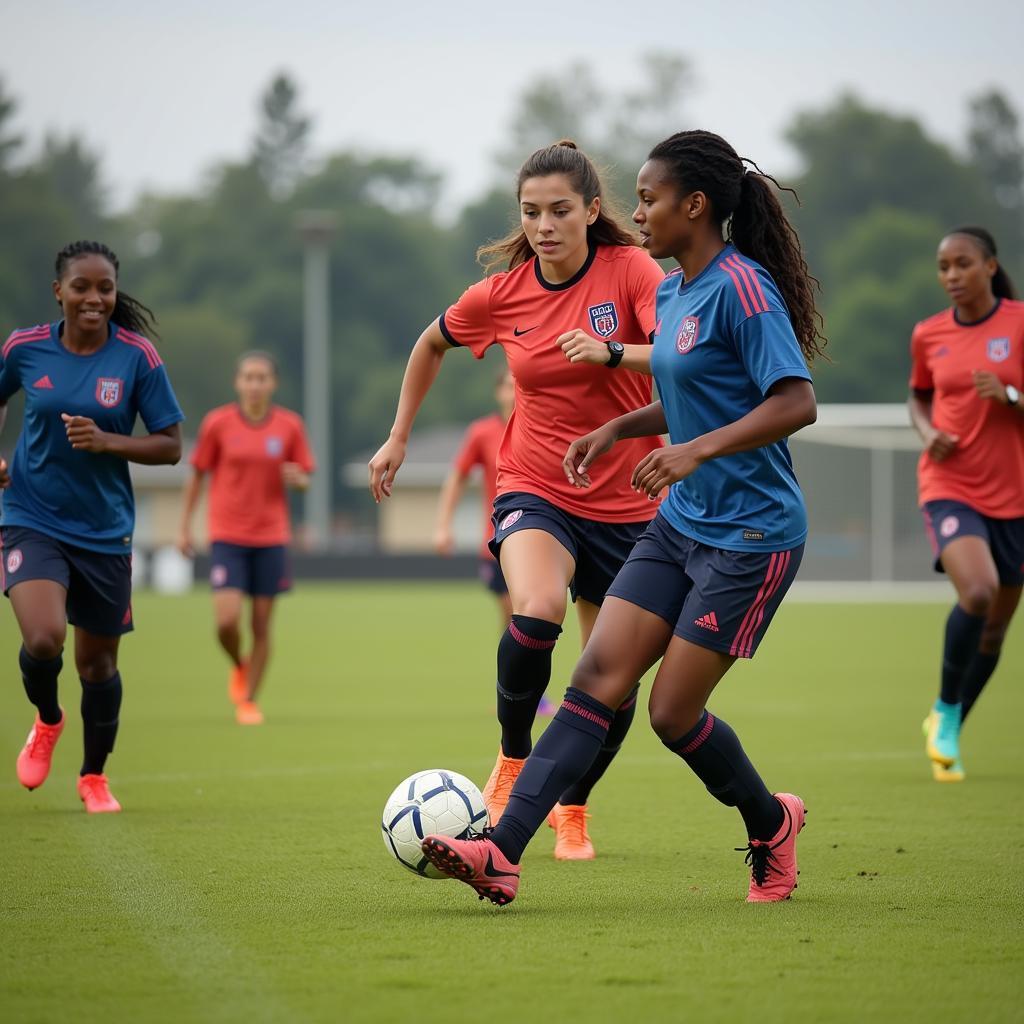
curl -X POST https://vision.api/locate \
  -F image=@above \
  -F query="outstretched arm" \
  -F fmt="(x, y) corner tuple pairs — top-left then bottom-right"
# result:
(368, 319), (452, 503)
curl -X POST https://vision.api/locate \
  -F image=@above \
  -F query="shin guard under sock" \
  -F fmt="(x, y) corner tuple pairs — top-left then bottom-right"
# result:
(496, 615), (562, 758)
(20, 646), (63, 725)
(490, 687), (612, 863)
(960, 650), (1000, 723)
(81, 673), (122, 776)
(559, 685), (638, 806)
(665, 710), (783, 841)
(939, 605), (985, 705)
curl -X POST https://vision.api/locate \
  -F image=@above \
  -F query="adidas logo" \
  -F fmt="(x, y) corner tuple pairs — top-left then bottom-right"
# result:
(33, 375), (54, 389)
(694, 611), (720, 632)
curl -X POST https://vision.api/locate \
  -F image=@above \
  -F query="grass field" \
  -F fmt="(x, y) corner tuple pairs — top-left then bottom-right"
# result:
(2, 583), (1022, 1024)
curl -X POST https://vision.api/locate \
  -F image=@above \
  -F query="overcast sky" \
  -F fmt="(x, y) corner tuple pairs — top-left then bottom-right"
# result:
(5, 0), (1023, 214)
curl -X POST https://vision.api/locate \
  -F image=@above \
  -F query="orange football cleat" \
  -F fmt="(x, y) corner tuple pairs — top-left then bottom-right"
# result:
(236, 700), (264, 726)
(481, 750), (525, 825)
(16, 712), (65, 790)
(549, 803), (595, 860)
(228, 660), (249, 706)
(742, 793), (806, 903)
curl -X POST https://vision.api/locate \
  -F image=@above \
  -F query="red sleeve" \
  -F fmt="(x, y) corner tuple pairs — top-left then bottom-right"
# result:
(626, 250), (666, 339)
(190, 412), (220, 472)
(288, 416), (316, 472)
(439, 278), (496, 359)
(909, 323), (933, 390)
(452, 422), (484, 476)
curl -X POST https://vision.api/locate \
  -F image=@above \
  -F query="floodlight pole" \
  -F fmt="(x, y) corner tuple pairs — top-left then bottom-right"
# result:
(296, 211), (337, 550)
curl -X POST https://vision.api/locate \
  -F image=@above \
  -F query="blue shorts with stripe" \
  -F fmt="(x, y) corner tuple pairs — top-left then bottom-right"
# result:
(922, 500), (1024, 586)
(490, 491), (651, 606)
(605, 513), (803, 659)
(1, 525), (134, 636)
(209, 542), (291, 597)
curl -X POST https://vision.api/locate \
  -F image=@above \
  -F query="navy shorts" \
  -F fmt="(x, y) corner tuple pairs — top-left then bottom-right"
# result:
(490, 491), (651, 605)
(606, 513), (803, 659)
(1, 525), (134, 636)
(479, 555), (508, 596)
(922, 500), (1024, 586)
(209, 542), (291, 597)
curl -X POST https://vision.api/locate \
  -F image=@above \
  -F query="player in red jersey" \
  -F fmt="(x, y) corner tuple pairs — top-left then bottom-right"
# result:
(370, 140), (665, 859)
(178, 352), (315, 725)
(910, 227), (1024, 782)
(435, 368), (516, 626)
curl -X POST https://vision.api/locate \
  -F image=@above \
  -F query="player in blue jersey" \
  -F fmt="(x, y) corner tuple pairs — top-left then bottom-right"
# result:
(0, 240), (184, 813)
(421, 130), (826, 905)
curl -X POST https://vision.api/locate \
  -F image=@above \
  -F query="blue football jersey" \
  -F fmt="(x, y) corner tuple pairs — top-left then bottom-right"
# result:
(650, 245), (812, 551)
(0, 321), (184, 553)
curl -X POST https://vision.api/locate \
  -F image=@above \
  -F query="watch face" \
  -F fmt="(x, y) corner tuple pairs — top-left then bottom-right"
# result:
(609, 342), (624, 354)
(1008, 385), (1020, 404)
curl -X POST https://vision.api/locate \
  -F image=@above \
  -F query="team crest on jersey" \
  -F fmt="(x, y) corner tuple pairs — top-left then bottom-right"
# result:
(987, 337), (1010, 362)
(6, 549), (23, 574)
(266, 436), (283, 457)
(95, 377), (124, 408)
(588, 302), (619, 339)
(500, 510), (523, 531)
(677, 316), (700, 354)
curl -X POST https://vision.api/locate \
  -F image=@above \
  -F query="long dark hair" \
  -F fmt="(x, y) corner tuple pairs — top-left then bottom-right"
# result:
(54, 240), (158, 338)
(648, 130), (826, 363)
(477, 140), (637, 273)
(945, 226), (1018, 300)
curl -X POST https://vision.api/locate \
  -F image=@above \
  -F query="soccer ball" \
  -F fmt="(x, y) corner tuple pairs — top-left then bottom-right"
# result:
(381, 769), (489, 878)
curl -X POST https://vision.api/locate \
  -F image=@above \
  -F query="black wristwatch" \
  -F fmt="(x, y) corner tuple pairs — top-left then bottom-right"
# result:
(1006, 384), (1020, 406)
(605, 340), (625, 368)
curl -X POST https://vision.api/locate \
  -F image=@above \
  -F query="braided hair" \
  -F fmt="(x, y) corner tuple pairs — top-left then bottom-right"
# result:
(647, 130), (826, 363)
(477, 140), (637, 273)
(54, 240), (158, 338)
(944, 226), (1018, 300)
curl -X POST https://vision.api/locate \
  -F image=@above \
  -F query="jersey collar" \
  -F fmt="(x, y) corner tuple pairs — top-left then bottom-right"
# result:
(533, 243), (597, 292)
(952, 298), (1001, 327)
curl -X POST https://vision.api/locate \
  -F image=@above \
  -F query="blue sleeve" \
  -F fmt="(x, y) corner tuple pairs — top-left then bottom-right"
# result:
(733, 312), (811, 395)
(135, 363), (184, 433)
(0, 345), (20, 401)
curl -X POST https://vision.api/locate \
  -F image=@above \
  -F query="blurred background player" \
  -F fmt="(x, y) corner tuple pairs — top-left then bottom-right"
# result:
(370, 140), (665, 859)
(434, 369), (556, 717)
(178, 352), (315, 726)
(910, 227), (1023, 783)
(434, 367), (516, 627)
(1, 240), (184, 813)
(421, 130), (824, 905)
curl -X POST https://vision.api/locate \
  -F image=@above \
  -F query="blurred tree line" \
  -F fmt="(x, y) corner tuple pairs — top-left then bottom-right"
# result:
(1, 63), (1021, 519)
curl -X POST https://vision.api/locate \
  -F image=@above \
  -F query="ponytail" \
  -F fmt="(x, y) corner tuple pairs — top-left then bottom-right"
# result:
(648, 130), (827, 363)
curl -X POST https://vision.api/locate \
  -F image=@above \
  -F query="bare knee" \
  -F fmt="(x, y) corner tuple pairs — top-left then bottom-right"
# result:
(22, 628), (65, 662)
(77, 652), (117, 683)
(648, 698), (702, 744)
(959, 583), (997, 617)
(514, 597), (566, 624)
(216, 617), (240, 642)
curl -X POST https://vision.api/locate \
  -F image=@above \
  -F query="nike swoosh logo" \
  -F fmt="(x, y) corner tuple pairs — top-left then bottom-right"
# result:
(513, 326), (538, 336)
(484, 851), (519, 878)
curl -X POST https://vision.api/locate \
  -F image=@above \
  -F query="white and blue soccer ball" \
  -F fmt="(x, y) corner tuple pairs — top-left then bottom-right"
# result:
(381, 769), (489, 878)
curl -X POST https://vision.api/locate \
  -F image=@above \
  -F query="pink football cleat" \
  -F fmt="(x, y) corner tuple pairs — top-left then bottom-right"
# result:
(421, 832), (520, 906)
(77, 773), (122, 813)
(741, 792), (806, 903)
(16, 712), (65, 790)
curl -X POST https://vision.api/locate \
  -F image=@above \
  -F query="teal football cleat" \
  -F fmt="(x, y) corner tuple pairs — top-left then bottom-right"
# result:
(925, 700), (961, 768)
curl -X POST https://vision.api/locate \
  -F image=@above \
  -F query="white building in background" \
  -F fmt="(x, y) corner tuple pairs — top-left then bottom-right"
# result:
(345, 406), (940, 583)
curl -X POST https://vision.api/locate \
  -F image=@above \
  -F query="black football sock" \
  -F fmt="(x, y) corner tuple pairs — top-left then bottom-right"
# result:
(489, 687), (612, 863)
(496, 615), (562, 758)
(665, 710), (783, 841)
(939, 605), (985, 705)
(20, 645), (63, 725)
(960, 650), (1000, 723)
(80, 673), (122, 776)
(559, 685), (638, 806)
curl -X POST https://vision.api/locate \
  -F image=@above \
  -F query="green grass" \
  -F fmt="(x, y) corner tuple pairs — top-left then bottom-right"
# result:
(2, 583), (1022, 1024)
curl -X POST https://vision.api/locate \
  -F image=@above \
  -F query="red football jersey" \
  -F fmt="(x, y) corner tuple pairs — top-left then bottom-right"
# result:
(439, 245), (665, 522)
(191, 404), (316, 546)
(910, 299), (1024, 517)
(453, 413), (505, 557)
